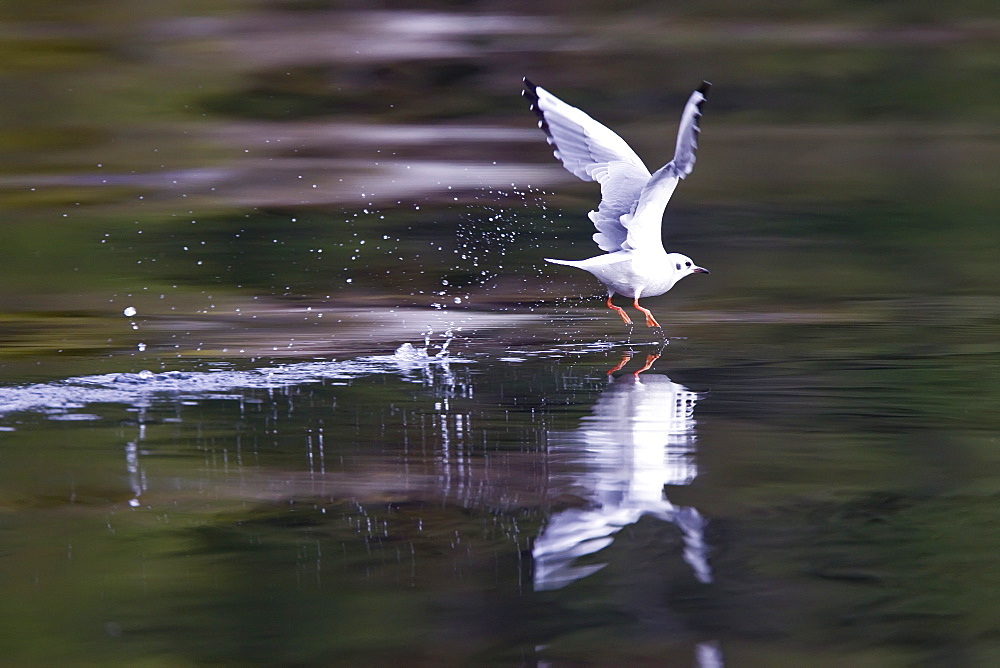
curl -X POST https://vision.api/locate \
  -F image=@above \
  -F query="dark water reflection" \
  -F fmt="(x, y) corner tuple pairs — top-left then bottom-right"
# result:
(1, 330), (997, 664)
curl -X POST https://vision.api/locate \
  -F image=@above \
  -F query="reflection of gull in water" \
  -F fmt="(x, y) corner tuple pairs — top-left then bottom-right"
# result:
(125, 418), (147, 508)
(534, 355), (711, 590)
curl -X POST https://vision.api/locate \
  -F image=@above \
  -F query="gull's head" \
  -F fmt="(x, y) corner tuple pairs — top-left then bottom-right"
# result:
(668, 253), (710, 280)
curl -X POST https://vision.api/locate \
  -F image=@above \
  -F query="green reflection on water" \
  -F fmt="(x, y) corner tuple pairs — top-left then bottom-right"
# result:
(0, 345), (997, 663)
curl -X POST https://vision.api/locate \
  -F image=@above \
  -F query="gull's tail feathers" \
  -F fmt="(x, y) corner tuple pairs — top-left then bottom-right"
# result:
(544, 258), (585, 267)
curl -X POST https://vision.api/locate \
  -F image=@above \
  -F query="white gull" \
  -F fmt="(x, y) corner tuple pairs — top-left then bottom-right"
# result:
(523, 78), (711, 327)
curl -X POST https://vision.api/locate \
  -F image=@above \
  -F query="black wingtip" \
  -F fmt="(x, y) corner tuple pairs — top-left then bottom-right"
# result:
(522, 78), (540, 108)
(521, 77), (550, 141)
(698, 81), (712, 95)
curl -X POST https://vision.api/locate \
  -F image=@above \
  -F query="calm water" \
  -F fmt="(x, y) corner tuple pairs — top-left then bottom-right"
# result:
(1, 2), (999, 665)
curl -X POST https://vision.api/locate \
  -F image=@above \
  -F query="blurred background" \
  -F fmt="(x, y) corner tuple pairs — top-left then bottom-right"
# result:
(2, 0), (997, 372)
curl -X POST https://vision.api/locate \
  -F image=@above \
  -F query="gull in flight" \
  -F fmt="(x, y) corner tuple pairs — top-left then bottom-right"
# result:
(523, 78), (711, 328)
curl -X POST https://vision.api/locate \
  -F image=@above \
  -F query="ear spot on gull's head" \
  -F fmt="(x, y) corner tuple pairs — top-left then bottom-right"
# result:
(675, 263), (681, 270)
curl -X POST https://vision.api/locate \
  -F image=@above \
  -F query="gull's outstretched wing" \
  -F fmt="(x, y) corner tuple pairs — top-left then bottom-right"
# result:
(523, 78), (651, 252)
(522, 78), (648, 180)
(621, 82), (710, 252)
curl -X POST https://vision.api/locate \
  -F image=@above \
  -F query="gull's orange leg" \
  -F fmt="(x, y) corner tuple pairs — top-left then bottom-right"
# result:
(632, 353), (660, 377)
(632, 298), (661, 328)
(607, 295), (632, 325)
(606, 352), (632, 376)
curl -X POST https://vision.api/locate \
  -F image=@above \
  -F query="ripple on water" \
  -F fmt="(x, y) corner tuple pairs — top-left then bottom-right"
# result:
(0, 341), (471, 420)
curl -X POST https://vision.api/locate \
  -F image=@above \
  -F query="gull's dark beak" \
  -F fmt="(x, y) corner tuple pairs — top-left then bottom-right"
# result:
(693, 266), (710, 274)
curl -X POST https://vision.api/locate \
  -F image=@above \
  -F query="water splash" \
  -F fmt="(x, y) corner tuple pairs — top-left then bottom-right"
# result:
(443, 186), (557, 308)
(0, 343), (471, 421)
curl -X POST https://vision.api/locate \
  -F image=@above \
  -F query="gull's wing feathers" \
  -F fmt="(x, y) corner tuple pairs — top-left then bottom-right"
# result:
(587, 161), (649, 251)
(522, 78), (650, 181)
(524, 79), (709, 254)
(621, 81), (710, 252)
(523, 77), (650, 252)
(669, 81), (710, 179)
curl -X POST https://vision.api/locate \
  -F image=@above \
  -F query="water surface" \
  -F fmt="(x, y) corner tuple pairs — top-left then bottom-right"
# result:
(1, 1), (998, 664)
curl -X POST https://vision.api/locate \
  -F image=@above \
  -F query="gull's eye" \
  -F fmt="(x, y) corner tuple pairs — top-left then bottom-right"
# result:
(685, 261), (692, 267)
(675, 263), (681, 270)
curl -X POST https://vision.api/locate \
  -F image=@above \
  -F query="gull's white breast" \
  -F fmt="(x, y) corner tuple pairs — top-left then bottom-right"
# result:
(568, 250), (681, 298)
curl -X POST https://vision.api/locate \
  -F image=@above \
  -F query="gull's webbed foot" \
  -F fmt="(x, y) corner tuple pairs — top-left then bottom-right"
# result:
(606, 295), (632, 325)
(632, 298), (661, 328)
